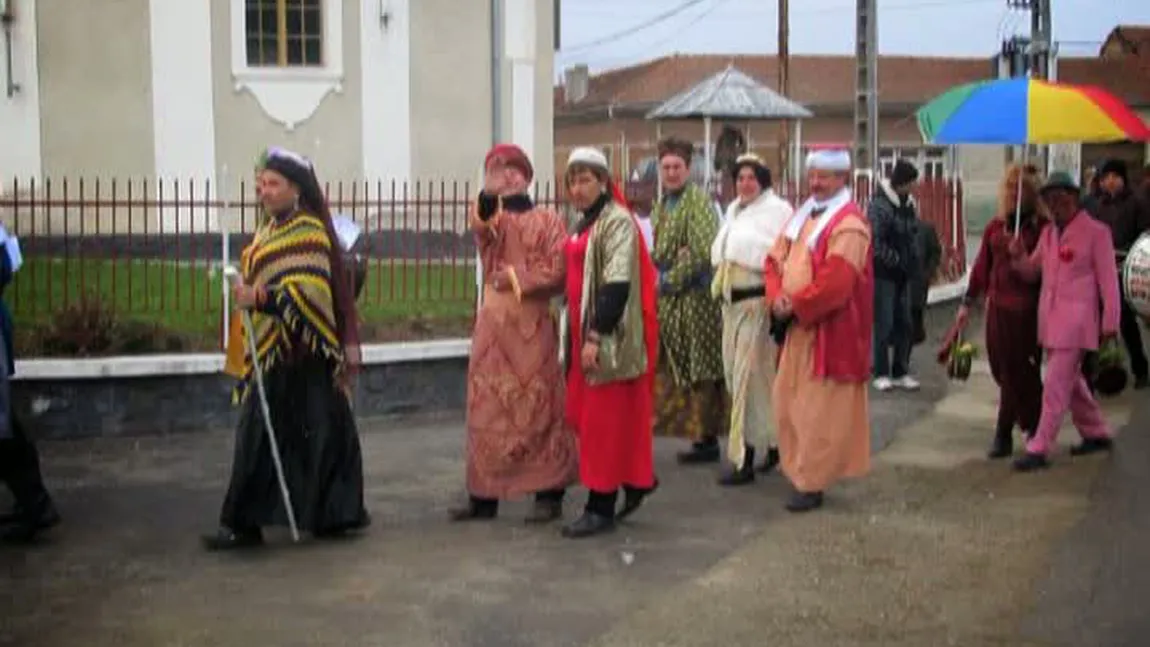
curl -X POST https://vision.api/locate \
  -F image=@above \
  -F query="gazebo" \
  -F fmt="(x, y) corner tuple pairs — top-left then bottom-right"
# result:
(646, 64), (812, 196)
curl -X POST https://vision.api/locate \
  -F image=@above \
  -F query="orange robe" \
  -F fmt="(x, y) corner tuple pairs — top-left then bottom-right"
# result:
(465, 204), (578, 499)
(767, 214), (872, 493)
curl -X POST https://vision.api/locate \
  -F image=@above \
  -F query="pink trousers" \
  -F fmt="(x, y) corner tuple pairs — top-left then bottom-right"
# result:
(1025, 348), (1111, 456)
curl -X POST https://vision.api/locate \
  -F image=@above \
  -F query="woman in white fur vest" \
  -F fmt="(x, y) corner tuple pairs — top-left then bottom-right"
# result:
(710, 154), (795, 486)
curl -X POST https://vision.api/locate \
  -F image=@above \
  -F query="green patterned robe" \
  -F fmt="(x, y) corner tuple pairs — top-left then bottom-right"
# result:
(651, 184), (727, 439)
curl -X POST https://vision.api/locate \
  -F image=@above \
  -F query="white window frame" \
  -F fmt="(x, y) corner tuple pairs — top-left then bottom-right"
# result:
(229, 0), (344, 131)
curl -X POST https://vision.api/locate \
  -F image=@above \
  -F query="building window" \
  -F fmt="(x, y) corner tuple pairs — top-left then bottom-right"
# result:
(245, 0), (323, 67)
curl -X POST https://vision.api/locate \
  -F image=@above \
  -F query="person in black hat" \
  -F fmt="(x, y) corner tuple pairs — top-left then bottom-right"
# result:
(868, 159), (922, 393)
(1089, 159), (1150, 388)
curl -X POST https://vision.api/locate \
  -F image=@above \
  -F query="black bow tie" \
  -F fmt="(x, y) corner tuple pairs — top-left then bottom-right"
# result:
(811, 207), (828, 217)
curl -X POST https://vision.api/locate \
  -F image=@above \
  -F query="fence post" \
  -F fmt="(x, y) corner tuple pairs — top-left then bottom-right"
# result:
(220, 165), (231, 351)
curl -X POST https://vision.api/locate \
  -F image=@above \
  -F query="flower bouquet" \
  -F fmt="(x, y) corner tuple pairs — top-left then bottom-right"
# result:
(937, 320), (978, 382)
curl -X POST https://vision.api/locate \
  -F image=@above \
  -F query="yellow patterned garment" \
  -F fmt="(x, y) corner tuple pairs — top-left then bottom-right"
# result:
(233, 210), (344, 404)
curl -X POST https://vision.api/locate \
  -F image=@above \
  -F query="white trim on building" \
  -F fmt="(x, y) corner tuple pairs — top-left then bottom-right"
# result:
(0, 0), (42, 182)
(360, 0), (411, 181)
(149, 0), (218, 231)
(504, 0), (536, 173)
(228, 0), (344, 131)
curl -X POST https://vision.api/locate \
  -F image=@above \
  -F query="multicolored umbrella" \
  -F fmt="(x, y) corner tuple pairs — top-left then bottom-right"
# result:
(917, 78), (1150, 145)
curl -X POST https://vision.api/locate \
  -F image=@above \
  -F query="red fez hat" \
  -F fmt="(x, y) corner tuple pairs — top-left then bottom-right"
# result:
(484, 143), (534, 182)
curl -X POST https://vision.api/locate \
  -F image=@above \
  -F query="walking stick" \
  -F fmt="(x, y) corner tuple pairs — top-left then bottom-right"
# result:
(225, 267), (301, 542)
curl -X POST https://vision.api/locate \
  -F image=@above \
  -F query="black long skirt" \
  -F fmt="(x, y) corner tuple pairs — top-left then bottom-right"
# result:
(219, 354), (368, 535)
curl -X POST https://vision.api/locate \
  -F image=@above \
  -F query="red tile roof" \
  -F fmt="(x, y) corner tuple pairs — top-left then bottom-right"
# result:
(1101, 26), (1150, 59)
(556, 52), (1150, 113)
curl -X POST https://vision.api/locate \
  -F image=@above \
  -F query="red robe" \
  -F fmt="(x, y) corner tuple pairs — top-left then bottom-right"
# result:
(564, 208), (659, 493)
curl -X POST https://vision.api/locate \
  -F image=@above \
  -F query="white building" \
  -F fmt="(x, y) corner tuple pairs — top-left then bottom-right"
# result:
(0, 0), (557, 205)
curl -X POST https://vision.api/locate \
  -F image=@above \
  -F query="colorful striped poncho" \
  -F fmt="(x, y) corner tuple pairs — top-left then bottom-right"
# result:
(233, 210), (345, 404)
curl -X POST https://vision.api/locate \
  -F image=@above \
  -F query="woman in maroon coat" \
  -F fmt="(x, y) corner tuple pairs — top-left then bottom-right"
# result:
(956, 165), (1048, 458)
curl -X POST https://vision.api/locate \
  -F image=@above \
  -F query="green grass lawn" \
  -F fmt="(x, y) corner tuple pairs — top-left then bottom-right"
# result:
(10, 256), (478, 354)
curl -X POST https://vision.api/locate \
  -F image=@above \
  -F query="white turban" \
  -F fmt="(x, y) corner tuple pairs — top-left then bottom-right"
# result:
(805, 149), (852, 172)
(566, 146), (609, 172)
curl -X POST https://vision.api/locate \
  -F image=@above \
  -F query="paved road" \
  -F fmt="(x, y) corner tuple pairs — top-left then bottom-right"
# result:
(0, 305), (1145, 647)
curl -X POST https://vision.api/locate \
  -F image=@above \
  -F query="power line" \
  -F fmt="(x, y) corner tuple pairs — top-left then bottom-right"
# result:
(559, 0), (707, 54)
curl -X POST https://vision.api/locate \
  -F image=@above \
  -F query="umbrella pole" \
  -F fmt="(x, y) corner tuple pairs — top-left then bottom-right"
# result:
(1014, 147), (1027, 237)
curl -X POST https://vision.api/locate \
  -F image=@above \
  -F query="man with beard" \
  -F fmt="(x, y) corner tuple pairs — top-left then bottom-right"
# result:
(764, 149), (873, 512)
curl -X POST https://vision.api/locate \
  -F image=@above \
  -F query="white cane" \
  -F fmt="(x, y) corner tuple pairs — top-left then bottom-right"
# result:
(224, 267), (301, 543)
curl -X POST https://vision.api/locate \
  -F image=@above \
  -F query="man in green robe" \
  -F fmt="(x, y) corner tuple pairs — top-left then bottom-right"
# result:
(650, 137), (728, 463)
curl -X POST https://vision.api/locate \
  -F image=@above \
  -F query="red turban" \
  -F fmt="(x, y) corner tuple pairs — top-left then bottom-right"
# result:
(484, 143), (534, 182)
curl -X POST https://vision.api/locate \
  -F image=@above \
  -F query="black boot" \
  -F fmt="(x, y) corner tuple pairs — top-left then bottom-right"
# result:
(987, 427), (1014, 460)
(524, 488), (564, 524)
(448, 496), (498, 522)
(756, 446), (780, 474)
(1012, 452), (1050, 472)
(677, 436), (720, 464)
(1070, 437), (1114, 457)
(718, 445), (756, 486)
(562, 490), (616, 539)
(201, 526), (264, 551)
(0, 419), (60, 543)
(0, 497), (60, 544)
(785, 490), (824, 513)
(617, 478), (659, 522)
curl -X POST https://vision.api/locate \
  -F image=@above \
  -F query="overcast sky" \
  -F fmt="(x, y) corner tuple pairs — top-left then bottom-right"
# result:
(554, 0), (1150, 76)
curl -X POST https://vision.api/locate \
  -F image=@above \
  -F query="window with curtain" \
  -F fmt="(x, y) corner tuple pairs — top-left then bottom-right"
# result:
(245, 0), (323, 67)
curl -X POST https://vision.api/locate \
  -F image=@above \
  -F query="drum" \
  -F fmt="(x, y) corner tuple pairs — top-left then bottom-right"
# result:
(1122, 232), (1150, 318)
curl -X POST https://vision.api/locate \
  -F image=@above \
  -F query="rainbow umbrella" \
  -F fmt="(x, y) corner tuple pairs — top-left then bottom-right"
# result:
(917, 78), (1150, 145)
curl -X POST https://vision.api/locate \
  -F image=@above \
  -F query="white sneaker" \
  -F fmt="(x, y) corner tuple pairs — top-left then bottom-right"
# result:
(895, 375), (921, 391)
(872, 377), (895, 392)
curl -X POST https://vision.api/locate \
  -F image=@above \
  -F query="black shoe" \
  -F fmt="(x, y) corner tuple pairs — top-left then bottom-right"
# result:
(1070, 437), (1114, 457)
(784, 490), (824, 513)
(314, 512), (372, 539)
(617, 479), (659, 522)
(201, 526), (264, 551)
(448, 500), (498, 522)
(756, 446), (780, 474)
(1012, 452), (1050, 472)
(0, 502), (60, 544)
(524, 500), (563, 524)
(718, 446), (756, 487)
(677, 440), (720, 465)
(560, 512), (615, 539)
(987, 436), (1013, 460)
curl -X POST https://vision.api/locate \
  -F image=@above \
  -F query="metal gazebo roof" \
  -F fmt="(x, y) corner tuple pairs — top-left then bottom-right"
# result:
(646, 65), (813, 121)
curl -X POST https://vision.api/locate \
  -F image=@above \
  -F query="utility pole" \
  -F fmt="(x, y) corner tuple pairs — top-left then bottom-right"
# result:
(853, 0), (879, 178)
(777, 0), (790, 186)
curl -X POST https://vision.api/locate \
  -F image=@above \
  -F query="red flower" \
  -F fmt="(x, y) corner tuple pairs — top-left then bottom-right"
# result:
(1058, 246), (1075, 262)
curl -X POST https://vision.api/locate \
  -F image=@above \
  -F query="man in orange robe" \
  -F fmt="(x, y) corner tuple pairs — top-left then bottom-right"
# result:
(764, 149), (873, 512)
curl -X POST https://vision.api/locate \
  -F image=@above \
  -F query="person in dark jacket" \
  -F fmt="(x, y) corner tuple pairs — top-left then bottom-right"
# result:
(910, 217), (942, 346)
(868, 159), (921, 392)
(0, 236), (61, 543)
(1090, 159), (1150, 388)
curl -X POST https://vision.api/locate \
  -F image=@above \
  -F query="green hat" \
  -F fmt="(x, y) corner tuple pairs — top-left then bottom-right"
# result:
(1040, 171), (1080, 195)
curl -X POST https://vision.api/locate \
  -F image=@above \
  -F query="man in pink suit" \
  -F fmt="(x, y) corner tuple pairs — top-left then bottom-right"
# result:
(1010, 171), (1120, 472)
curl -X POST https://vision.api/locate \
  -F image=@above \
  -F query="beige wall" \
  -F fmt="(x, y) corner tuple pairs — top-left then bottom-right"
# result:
(37, 0), (154, 179)
(208, 0), (363, 194)
(410, 0), (556, 186)
(409, 0), (492, 184)
(532, 0), (556, 187)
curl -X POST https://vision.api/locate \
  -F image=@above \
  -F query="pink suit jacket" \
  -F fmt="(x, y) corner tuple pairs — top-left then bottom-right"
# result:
(1017, 210), (1120, 351)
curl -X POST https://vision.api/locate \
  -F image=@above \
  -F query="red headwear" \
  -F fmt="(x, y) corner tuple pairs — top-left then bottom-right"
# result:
(484, 143), (534, 182)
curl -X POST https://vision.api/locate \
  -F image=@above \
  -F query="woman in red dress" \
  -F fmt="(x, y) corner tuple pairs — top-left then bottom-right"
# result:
(955, 164), (1048, 458)
(561, 147), (660, 538)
